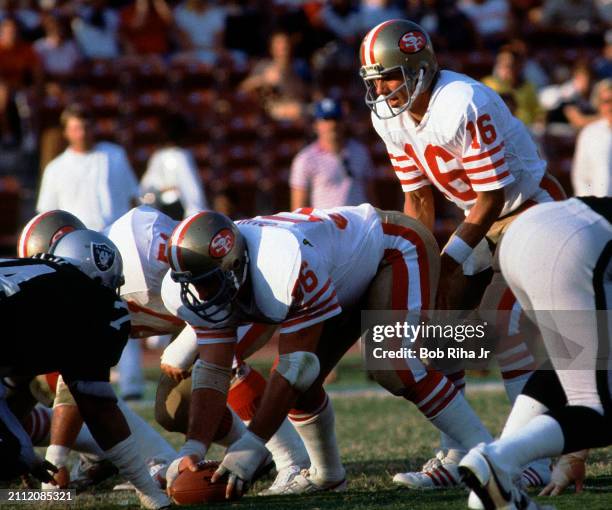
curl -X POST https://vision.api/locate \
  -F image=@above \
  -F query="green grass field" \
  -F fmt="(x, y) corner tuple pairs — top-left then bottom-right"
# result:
(3, 358), (612, 509)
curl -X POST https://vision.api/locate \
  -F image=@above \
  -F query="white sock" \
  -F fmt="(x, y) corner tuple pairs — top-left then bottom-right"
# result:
(290, 398), (345, 483)
(105, 435), (171, 509)
(430, 393), (493, 451)
(500, 395), (552, 481)
(439, 372), (466, 460)
(265, 417), (310, 472)
(118, 338), (144, 398)
(73, 425), (104, 457)
(488, 414), (564, 479)
(501, 394), (549, 438)
(118, 400), (176, 462)
(216, 408), (247, 447)
(439, 433), (465, 462)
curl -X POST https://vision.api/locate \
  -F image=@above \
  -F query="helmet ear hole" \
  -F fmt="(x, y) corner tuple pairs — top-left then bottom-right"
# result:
(232, 259), (241, 269)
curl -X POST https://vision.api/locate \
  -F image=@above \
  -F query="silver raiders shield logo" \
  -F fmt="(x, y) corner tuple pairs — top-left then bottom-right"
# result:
(92, 242), (115, 271)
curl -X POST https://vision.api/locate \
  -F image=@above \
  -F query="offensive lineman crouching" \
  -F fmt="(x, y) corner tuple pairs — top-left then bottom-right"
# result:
(163, 205), (494, 497)
(0, 230), (170, 509)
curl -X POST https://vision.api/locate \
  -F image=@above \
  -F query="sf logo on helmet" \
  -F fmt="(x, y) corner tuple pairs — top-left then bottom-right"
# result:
(209, 228), (235, 258)
(398, 31), (426, 54)
(92, 243), (115, 271)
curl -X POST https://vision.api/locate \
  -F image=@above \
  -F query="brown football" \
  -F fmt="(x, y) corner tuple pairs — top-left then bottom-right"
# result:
(168, 461), (238, 505)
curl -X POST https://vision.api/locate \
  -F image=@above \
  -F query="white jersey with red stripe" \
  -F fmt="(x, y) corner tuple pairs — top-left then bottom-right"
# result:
(161, 204), (386, 346)
(372, 70), (546, 216)
(104, 205), (183, 337)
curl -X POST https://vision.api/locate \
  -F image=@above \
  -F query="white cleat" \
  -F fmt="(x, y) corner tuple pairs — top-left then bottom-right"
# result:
(265, 468), (347, 495)
(458, 444), (553, 510)
(258, 465), (302, 496)
(393, 451), (461, 489)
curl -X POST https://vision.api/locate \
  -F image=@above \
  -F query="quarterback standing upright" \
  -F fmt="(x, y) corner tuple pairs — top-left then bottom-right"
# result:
(359, 19), (565, 487)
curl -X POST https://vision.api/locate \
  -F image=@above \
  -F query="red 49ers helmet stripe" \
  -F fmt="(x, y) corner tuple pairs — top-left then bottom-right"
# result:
(18, 210), (86, 258)
(167, 210), (248, 323)
(361, 19), (396, 66)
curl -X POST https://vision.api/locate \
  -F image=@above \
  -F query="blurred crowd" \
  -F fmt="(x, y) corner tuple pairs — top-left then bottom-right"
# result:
(1, 0), (611, 253)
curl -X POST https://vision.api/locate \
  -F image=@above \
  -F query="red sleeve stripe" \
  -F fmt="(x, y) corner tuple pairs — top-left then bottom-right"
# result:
(469, 171), (511, 185)
(290, 291), (338, 321)
(295, 278), (332, 310)
(389, 154), (409, 162)
(462, 143), (505, 163)
(282, 302), (341, 329)
(392, 165), (419, 173)
(465, 157), (506, 175)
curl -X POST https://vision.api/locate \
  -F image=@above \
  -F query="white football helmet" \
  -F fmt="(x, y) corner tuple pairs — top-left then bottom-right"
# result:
(49, 229), (124, 291)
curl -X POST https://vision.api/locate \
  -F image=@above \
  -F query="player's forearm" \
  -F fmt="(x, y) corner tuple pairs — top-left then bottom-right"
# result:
(50, 404), (83, 448)
(404, 188), (435, 231)
(187, 387), (229, 448)
(248, 370), (299, 442)
(455, 189), (504, 247)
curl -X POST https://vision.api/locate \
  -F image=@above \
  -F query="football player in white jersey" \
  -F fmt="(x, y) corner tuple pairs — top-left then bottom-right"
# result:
(17, 208), (310, 494)
(359, 19), (565, 487)
(162, 205), (497, 497)
(459, 197), (612, 509)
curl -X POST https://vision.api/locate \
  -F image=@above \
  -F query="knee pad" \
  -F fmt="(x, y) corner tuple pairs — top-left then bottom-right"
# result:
(276, 351), (320, 392)
(53, 375), (77, 407)
(192, 359), (232, 394)
(67, 380), (116, 401)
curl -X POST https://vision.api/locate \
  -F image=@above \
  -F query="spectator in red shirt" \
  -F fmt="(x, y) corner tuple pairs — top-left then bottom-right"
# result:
(0, 17), (42, 91)
(119, 0), (173, 56)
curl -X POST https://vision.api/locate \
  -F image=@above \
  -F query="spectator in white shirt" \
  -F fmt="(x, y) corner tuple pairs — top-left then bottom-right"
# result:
(290, 98), (377, 210)
(140, 112), (208, 219)
(37, 104), (140, 232)
(572, 78), (612, 197)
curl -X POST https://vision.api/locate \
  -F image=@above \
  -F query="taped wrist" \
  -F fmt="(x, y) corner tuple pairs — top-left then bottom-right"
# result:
(45, 444), (70, 468)
(160, 326), (198, 370)
(275, 351), (320, 392)
(442, 235), (473, 264)
(192, 359), (231, 395)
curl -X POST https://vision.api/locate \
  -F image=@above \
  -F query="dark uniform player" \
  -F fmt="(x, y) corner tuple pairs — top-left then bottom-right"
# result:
(0, 230), (170, 509)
